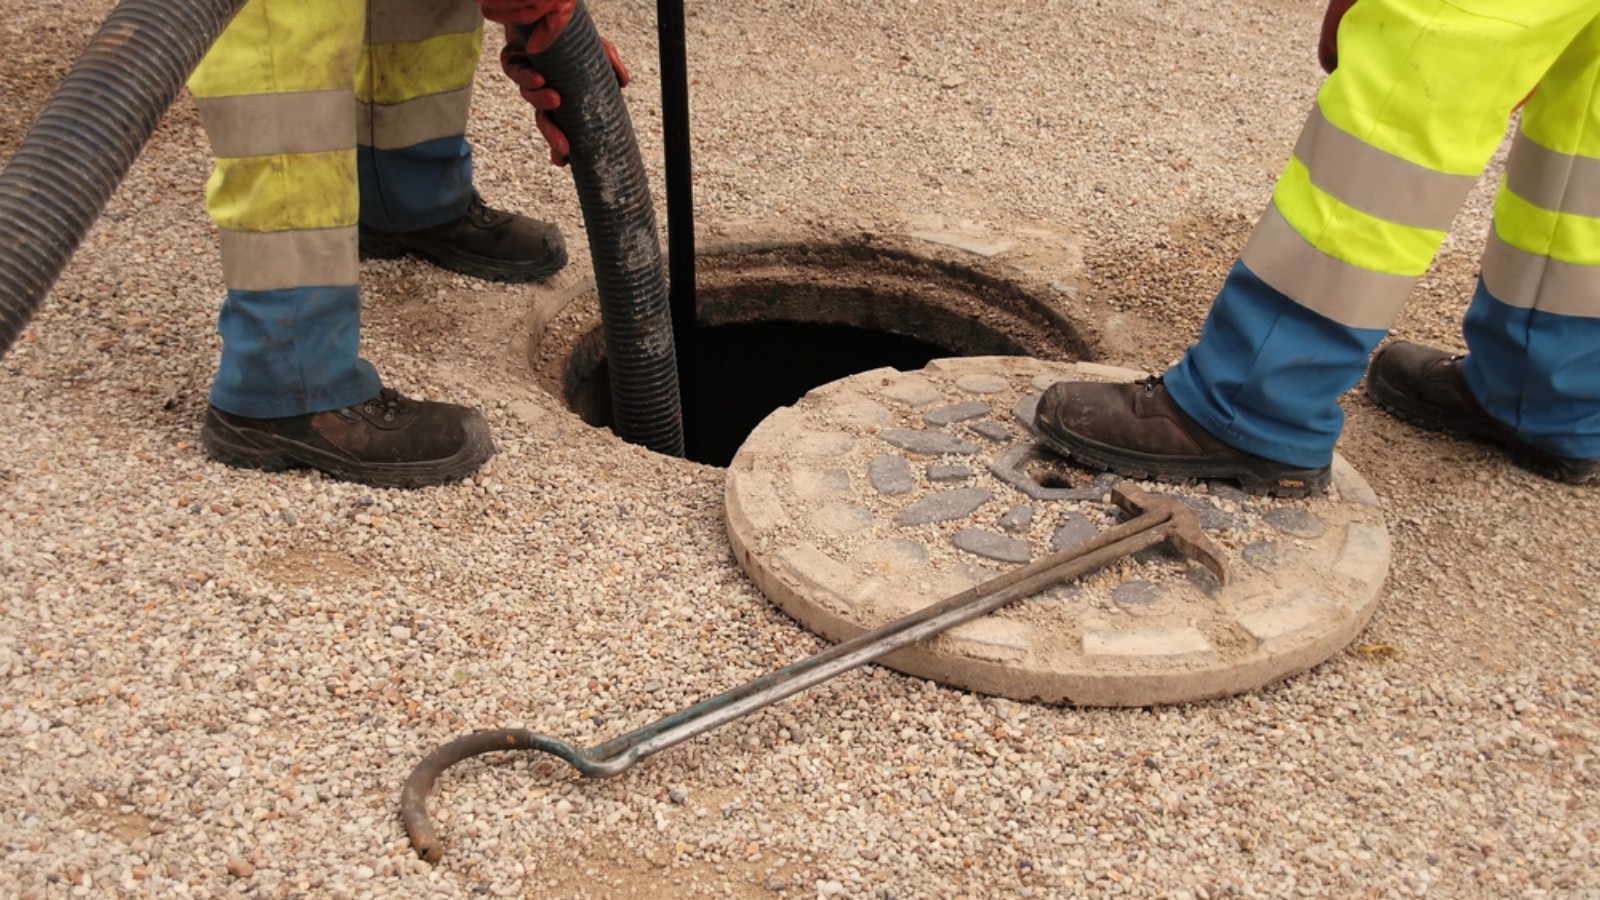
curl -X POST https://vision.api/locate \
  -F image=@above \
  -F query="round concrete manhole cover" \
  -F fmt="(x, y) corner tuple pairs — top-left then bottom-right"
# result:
(725, 357), (1390, 707)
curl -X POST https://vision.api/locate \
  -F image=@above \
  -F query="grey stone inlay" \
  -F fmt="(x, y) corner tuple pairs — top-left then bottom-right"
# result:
(880, 428), (980, 456)
(811, 502), (872, 537)
(956, 374), (1010, 394)
(1012, 393), (1042, 431)
(991, 444), (1115, 501)
(793, 468), (850, 498)
(971, 421), (1012, 443)
(1051, 512), (1099, 550)
(895, 488), (994, 525)
(957, 562), (1002, 585)
(798, 431), (855, 456)
(1113, 580), (1166, 614)
(834, 399), (893, 428)
(868, 455), (916, 496)
(999, 505), (1034, 533)
(1135, 543), (1184, 565)
(925, 401), (992, 426)
(1178, 496), (1243, 532)
(880, 377), (944, 408)
(1209, 483), (1252, 505)
(1243, 541), (1291, 570)
(851, 538), (929, 572)
(927, 464), (973, 483)
(952, 528), (1031, 564)
(1265, 507), (1327, 539)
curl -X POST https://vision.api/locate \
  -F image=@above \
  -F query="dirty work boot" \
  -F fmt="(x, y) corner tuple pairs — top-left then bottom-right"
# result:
(200, 388), (494, 489)
(1365, 341), (1598, 484)
(358, 197), (567, 283)
(1034, 377), (1332, 498)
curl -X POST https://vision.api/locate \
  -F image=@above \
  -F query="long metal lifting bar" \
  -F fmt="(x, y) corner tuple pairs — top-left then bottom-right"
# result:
(398, 482), (1227, 863)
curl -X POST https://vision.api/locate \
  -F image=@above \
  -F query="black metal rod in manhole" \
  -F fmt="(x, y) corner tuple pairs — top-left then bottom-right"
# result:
(658, 0), (698, 435)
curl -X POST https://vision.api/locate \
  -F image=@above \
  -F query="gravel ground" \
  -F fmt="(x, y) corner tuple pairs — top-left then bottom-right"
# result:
(4, 1), (1599, 898)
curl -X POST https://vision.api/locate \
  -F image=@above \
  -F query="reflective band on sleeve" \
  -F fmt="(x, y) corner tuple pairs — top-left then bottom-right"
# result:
(366, 0), (483, 45)
(1505, 129), (1600, 220)
(357, 88), (472, 151)
(195, 90), (355, 160)
(1240, 204), (1418, 331)
(1293, 105), (1476, 231)
(218, 227), (359, 293)
(1481, 229), (1600, 318)
(207, 150), (360, 232)
(357, 32), (482, 106)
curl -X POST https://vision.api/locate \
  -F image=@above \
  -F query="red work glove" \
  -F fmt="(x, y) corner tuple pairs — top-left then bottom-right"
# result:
(477, 0), (573, 50)
(1318, 0), (1358, 73)
(498, 25), (629, 166)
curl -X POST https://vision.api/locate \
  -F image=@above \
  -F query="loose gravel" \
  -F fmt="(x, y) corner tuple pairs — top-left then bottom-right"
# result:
(3, 0), (1598, 898)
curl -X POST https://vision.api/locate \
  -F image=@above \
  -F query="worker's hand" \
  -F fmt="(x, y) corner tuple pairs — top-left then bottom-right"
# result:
(477, 0), (571, 47)
(1318, 0), (1358, 73)
(499, 26), (630, 166)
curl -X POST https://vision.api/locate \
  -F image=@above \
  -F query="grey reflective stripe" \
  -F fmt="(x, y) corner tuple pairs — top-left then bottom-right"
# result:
(1505, 129), (1600, 220)
(195, 91), (354, 159)
(1481, 229), (1600, 319)
(1241, 204), (1417, 331)
(356, 89), (472, 150)
(1293, 105), (1476, 232)
(219, 227), (358, 293)
(366, 0), (482, 45)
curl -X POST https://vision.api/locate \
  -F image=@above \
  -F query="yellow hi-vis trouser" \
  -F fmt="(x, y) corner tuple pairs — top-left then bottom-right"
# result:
(1166, 0), (1600, 466)
(188, 0), (484, 418)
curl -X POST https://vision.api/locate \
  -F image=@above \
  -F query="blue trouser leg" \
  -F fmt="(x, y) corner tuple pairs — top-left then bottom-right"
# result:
(210, 285), (382, 418)
(358, 136), (476, 232)
(1461, 277), (1600, 460)
(1164, 261), (1386, 469)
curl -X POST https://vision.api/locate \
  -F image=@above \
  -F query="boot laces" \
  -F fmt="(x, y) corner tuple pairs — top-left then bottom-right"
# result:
(360, 388), (410, 423)
(467, 197), (509, 227)
(1134, 374), (1165, 393)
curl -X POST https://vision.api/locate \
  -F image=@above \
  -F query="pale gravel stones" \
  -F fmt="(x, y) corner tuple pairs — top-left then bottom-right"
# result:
(726, 358), (1391, 706)
(4, 0), (1598, 896)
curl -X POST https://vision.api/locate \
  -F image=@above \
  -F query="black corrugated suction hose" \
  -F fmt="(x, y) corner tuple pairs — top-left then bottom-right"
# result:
(0, 0), (248, 361)
(527, 2), (685, 458)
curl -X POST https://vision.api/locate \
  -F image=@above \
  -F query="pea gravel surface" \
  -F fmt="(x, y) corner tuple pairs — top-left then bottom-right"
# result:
(3, 1), (1598, 898)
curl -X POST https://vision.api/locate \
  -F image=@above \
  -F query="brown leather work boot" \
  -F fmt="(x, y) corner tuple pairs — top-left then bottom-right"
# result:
(1034, 377), (1331, 498)
(359, 196), (567, 283)
(1365, 341), (1598, 484)
(200, 388), (494, 489)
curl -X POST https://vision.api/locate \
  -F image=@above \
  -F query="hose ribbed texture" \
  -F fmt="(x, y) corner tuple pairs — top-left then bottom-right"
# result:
(0, 0), (248, 360)
(530, 2), (685, 457)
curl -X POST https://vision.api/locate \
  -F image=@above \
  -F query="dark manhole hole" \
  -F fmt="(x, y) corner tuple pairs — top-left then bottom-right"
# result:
(531, 240), (1095, 466)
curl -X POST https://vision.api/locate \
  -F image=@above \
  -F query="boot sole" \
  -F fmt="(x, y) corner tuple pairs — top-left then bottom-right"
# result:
(201, 413), (494, 490)
(1366, 371), (1598, 485)
(358, 230), (568, 284)
(1034, 409), (1330, 499)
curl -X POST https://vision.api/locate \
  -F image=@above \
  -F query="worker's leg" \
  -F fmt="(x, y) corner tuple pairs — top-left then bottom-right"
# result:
(356, 0), (567, 281)
(1038, 0), (1600, 493)
(1458, 13), (1600, 463)
(1166, 0), (1600, 467)
(189, 0), (375, 418)
(189, 0), (493, 487)
(355, 0), (481, 230)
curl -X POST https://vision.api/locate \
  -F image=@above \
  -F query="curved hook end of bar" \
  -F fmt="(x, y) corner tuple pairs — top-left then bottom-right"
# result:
(399, 729), (594, 864)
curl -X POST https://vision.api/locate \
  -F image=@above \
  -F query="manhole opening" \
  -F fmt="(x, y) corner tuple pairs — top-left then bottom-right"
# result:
(533, 242), (1095, 467)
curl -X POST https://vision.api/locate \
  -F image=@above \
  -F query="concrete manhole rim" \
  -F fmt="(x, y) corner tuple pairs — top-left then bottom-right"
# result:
(725, 357), (1391, 708)
(528, 235), (1095, 425)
